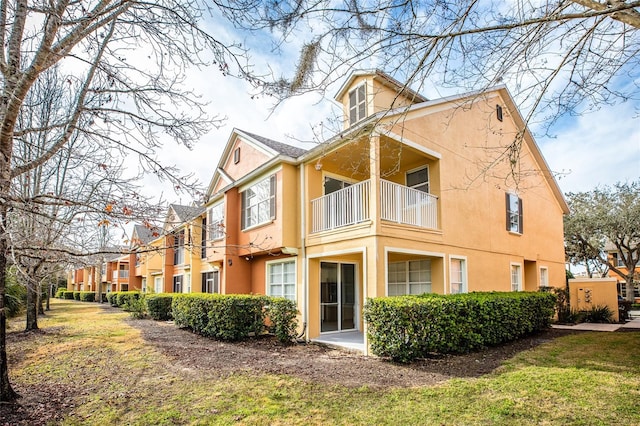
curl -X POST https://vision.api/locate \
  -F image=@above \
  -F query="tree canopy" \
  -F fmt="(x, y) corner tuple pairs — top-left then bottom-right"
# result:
(564, 181), (640, 301)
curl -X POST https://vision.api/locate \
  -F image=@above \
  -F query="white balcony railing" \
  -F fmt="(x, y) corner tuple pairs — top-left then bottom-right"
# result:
(380, 180), (438, 229)
(113, 270), (129, 280)
(311, 180), (371, 233)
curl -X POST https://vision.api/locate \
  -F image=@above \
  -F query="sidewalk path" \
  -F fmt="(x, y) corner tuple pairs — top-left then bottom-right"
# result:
(552, 317), (640, 332)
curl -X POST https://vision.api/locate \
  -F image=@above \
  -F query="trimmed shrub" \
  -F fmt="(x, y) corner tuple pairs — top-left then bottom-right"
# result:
(146, 294), (174, 321)
(364, 291), (557, 363)
(106, 292), (119, 306)
(63, 291), (75, 300)
(79, 292), (96, 302)
(172, 294), (267, 341)
(117, 291), (140, 308)
(55, 288), (67, 298)
(73, 291), (81, 301)
(265, 297), (299, 344)
(123, 294), (146, 319)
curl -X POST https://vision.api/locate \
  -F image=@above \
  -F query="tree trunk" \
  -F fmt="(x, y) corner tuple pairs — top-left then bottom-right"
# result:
(45, 282), (51, 311)
(37, 282), (45, 315)
(626, 276), (636, 303)
(25, 277), (38, 331)
(0, 212), (18, 401)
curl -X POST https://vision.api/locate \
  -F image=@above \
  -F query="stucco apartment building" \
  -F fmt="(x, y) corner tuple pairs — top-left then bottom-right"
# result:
(71, 69), (569, 342)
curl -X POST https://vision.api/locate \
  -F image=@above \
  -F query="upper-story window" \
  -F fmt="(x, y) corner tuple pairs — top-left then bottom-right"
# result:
(173, 229), (185, 265)
(241, 175), (276, 230)
(506, 193), (523, 234)
(407, 166), (429, 193)
(207, 202), (224, 240)
(611, 252), (625, 267)
(233, 147), (241, 164)
(349, 83), (367, 125)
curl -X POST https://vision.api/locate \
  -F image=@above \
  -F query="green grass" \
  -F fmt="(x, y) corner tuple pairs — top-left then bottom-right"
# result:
(7, 300), (640, 425)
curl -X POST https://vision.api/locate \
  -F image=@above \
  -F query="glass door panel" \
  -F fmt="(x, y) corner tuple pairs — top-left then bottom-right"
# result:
(341, 264), (355, 330)
(320, 262), (338, 332)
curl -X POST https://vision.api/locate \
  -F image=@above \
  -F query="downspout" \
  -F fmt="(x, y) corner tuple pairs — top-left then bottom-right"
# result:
(299, 163), (308, 341)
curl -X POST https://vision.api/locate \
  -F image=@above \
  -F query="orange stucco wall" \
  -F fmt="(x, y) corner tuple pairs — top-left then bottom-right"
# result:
(569, 278), (619, 322)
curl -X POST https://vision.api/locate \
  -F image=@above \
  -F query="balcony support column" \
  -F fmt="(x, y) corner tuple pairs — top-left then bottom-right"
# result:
(369, 133), (381, 234)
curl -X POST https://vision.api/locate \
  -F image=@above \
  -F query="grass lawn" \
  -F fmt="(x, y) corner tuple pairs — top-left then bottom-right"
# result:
(6, 299), (640, 425)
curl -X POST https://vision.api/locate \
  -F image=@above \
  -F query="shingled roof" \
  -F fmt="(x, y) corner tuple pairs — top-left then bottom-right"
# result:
(170, 204), (205, 222)
(239, 130), (307, 159)
(132, 224), (161, 245)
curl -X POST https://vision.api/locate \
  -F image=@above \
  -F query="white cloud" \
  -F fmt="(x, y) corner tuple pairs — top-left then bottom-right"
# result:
(538, 102), (640, 194)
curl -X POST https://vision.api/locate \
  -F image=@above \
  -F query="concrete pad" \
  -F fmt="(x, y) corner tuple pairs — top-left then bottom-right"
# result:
(620, 318), (640, 329)
(552, 323), (621, 332)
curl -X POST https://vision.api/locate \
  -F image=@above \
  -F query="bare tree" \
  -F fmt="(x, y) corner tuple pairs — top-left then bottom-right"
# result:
(0, 0), (270, 402)
(216, 0), (639, 129)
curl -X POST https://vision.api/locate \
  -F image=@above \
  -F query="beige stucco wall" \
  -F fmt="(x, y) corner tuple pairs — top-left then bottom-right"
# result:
(569, 278), (619, 322)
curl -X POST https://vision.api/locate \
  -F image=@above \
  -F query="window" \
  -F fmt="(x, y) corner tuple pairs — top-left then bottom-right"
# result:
(233, 147), (241, 164)
(267, 260), (296, 301)
(154, 276), (163, 293)
(207, 202), (224, 240)
(511, 264), (522, 291)
(141, 278), (147, 293)
(241, 175), (276, 230)
(348, 84), (366, 125)
(406, 166), (429, 193)
(388, 260), (432, 296)
(450, 258), (467, 294)
(202, 271), (219, 293)
(539, 267), (549, 288)
(173, 275), (183, 293)
(611, 252), (625, 267)
(120, 284), (128, 292)
(200, 217), (207, 258)
(506, 193), (523, 234)
(496, 104), (503, 122)
(620, 282), (640, 299)
(119, 264), (129, 278)
(173, 229), (185, 265)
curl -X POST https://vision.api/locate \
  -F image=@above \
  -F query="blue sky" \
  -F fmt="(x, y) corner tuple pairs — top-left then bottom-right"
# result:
(146, 9), (640, 205)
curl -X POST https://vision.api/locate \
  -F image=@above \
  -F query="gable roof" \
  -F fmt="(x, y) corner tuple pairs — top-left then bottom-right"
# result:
(131, 224), (161, 246)
(205, 129), (306, 199)
(170, 204), (205, 222)
(238, 130), (307, 158)
(310, 83), (569, 215)
(334, 69), (428, 104)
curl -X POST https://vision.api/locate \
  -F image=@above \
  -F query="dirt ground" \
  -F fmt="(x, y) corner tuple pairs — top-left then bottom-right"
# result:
(1, 314), (577, 426)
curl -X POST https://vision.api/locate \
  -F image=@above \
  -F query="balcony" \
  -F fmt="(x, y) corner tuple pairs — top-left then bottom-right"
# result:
(112, 270), (129, 281)
(310, 179), (438, 233)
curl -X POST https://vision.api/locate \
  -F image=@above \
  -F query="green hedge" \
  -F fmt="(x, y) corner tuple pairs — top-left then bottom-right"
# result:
(265, 298), (299, 344)
(62, 291), (75, 300)
(106, 292), (119, 306)
(73, 291), (81, 301)
(55, 288), (67, 298)
(145, 294), (174, 321)
(78, 292), (96, 302)
(364, 291), (556, 362)
(172, 294), (299, 343)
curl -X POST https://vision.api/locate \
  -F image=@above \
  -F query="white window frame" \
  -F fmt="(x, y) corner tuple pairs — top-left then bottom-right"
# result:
(449, 256), (467, 294)
(241, 175), (276, 230)
(348, 83), (367, 125)
(406, 165), (430, 194)
(173, 229), (185, 265)
(510, 263), (522, 292)
(539, 266), (549, 288)
(207, 202), (225, 241)
(173, 275), (183, 293)
(202, 270), (220, 294)
(506, 192), (523, 234)
(266, 259), (297, 302)
(154, 276), (163, 293)
(387, 259), (432, 296)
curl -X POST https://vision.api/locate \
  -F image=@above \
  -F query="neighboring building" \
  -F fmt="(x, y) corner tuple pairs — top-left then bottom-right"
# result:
(605, 243), (640, 302)
(69, 69), (569, 347)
